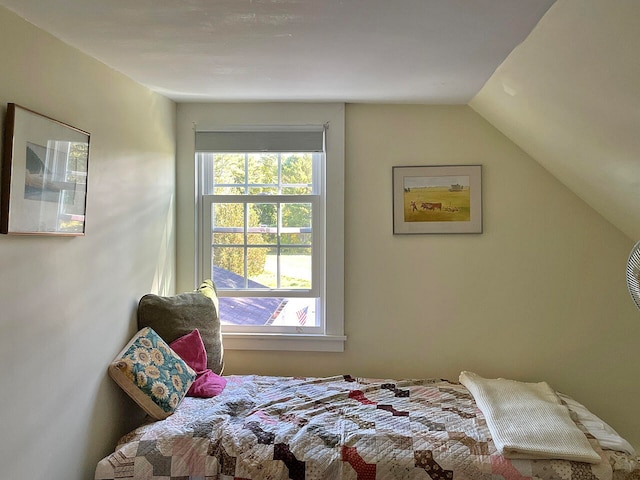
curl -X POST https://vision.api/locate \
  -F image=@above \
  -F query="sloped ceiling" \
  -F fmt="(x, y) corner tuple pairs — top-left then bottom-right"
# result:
(470, 0), (640, 242)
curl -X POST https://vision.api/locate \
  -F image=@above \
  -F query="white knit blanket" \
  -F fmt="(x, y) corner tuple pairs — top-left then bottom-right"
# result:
(459, 371), (602, 464)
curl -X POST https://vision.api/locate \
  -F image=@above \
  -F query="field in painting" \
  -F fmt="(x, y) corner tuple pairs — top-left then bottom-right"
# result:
(403, 187), (470, 222)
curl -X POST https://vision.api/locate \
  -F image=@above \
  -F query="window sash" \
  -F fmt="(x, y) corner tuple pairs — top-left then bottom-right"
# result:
(200, 194), (324, 335)
(200, 194), (321, 298)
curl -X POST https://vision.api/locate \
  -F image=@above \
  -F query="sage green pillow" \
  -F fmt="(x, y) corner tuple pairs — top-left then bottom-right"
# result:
(137, 280), (224, 374)
(108, 327), (196, 420)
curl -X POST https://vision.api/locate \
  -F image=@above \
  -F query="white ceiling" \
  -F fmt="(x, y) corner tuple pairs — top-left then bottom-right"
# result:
(0, 0), (555, 103)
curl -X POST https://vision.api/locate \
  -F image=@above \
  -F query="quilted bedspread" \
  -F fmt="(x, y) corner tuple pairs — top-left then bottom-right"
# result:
(95, 375), (640, 480)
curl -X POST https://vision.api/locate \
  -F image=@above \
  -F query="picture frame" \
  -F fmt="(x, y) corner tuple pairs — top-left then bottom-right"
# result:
(393, 165), (482, 234)
(1, 103), (90, 235)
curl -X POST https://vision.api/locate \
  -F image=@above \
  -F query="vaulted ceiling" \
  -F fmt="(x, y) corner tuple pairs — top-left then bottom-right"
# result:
(470, 1), (640, 242)
(0, 0), (637, 240)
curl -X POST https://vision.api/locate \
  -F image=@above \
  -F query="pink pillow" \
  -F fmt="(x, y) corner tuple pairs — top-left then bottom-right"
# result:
(170, 329), (207, 372)
(170, 329), (226, 398)
(188, 370), (227, 397)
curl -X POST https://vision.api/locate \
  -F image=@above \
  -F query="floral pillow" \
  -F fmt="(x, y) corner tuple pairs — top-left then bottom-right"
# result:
(108, 327), (196, 420)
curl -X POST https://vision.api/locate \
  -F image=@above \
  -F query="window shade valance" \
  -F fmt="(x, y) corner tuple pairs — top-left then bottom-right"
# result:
(195, 129), (325, 152)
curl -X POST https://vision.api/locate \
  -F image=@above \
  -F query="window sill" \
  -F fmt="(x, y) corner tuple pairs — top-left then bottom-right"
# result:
(222, 332), (346, 352)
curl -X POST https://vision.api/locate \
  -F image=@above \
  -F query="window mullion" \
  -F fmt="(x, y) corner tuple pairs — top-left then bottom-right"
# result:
(277, 202), (281, 289)
(244, 201), (249, 289)
(244, 153), (249, 288)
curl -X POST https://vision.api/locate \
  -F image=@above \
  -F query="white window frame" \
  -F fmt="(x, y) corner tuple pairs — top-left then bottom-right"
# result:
(198, 151), (324, 335)
(190, 104), (345, 352)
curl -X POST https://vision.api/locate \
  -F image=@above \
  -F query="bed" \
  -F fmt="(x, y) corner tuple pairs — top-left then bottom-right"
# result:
(95, 373), (639, 480)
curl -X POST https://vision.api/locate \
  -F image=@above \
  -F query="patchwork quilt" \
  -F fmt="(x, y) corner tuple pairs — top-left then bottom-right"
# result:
(95, 375), (640, 480)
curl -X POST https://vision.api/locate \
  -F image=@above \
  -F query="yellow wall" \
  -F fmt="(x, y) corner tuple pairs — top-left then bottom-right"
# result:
(209, 104), (640, 449)
(0, 6), (176, 479)
(471, 0), (640, 242)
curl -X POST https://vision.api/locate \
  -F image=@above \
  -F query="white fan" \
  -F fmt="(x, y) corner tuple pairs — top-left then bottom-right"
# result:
(627, 240), (640, 310)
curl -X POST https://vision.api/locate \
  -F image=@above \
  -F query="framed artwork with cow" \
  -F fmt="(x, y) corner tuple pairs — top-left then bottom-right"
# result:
(393, 164), (482, 234)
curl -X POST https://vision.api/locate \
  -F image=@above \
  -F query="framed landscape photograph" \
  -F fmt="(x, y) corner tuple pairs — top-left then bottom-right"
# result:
(393, 165), (482, 234)
(1, 103), (90, 235)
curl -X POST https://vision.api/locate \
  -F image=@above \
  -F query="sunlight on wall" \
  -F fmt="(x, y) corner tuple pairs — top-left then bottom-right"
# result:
(151, 193), (175, 296)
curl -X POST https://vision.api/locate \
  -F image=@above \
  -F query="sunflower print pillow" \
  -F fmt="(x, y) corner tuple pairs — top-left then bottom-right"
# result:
(108, 327), (196, 419)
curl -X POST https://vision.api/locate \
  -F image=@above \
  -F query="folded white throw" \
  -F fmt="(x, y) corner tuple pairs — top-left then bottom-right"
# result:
(459, 371), (601, 464)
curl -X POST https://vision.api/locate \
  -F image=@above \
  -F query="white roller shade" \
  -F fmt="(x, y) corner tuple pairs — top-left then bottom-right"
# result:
(195, 128), (325, 152)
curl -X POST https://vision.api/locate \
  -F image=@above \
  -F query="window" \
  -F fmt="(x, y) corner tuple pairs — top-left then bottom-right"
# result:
(195, 120), (344, 352)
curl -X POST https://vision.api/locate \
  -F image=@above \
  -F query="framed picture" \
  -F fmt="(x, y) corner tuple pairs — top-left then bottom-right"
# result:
(1, 103), (90, 235)
(393, 165), (482, 234)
